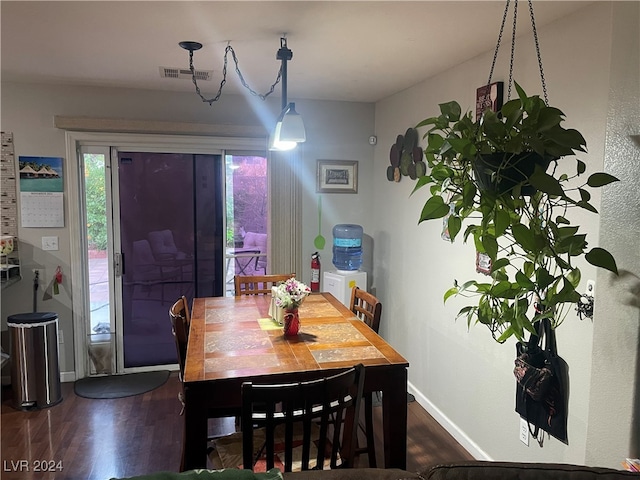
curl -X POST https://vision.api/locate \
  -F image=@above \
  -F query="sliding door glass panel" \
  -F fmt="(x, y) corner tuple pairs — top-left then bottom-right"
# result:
(83, 151), (115, 374)
(224, 154), (268, 295)
(118, 152), (223, 368)
(194, 154), (225, 298)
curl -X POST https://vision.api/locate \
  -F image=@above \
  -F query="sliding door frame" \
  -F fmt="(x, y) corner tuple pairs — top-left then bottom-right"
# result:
(65, 131), (266, 379)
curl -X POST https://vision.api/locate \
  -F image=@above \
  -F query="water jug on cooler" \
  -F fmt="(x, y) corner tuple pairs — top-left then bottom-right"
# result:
(332, 224), (363, 272)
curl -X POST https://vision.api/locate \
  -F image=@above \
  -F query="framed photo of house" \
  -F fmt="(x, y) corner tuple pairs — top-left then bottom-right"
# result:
(316, 160), (358, 193)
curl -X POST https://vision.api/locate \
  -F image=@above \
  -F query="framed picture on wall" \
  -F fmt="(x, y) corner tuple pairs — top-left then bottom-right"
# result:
(316, 160), (358, 193)
(475, 81), (504, 120)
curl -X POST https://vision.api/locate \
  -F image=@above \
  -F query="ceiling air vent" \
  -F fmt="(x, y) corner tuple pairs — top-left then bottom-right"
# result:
(159, 67), (212, 81)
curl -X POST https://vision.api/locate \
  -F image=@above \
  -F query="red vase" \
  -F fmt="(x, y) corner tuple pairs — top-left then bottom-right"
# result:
(283, 308), (300, 336)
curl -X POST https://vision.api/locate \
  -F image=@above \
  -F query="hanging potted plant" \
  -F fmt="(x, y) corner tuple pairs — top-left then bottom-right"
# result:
(412, 82), (619, 342)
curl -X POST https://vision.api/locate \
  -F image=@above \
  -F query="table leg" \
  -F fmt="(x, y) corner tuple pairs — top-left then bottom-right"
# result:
(382, 366), (408, 469)
(182, 385), (208, 471)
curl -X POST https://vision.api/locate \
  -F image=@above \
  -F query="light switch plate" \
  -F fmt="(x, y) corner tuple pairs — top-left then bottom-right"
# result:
(42, 236), (59, 251)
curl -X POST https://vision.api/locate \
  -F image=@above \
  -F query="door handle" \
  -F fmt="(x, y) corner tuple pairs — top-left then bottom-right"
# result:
(114, 253), (125, 277)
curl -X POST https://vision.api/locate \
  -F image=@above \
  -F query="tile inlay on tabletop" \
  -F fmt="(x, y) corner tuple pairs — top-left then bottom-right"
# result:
(205, 353), (280, 373)
(302, 323), (368, 343)
(205, 329), (272, 353)
(299, 299), (343, 318)
(311, 346), (382, 363)
(205, 304), (259, 324)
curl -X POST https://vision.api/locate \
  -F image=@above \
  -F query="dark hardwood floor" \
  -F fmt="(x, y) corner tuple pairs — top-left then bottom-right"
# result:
(1, 373), (473, 480)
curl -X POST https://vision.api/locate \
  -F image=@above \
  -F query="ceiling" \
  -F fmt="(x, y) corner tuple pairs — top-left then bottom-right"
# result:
(1, 1), (594, 104)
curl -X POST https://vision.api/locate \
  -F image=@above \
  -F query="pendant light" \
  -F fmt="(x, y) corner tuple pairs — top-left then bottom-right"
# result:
(180, 36), (306, 151)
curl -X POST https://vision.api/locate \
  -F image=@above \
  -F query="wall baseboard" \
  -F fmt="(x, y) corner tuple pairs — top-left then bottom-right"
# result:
(60, 371), (76, 383)
(407, 380), (491, 461)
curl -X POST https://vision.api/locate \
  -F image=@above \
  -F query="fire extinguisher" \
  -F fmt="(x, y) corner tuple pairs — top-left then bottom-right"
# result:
(310, 252), (321, 292)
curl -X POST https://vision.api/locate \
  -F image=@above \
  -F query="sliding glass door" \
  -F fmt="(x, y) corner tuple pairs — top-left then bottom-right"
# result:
(80, 148), (225, 373)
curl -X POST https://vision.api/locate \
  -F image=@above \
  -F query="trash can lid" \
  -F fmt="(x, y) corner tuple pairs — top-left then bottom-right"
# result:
(7, 312), (58, 326)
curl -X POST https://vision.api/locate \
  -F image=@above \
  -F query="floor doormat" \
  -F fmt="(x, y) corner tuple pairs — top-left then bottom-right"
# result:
(74, 370), (171, 399)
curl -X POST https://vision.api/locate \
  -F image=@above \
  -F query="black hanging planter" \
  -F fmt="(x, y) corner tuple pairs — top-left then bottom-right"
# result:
(472, 152), (552, 195)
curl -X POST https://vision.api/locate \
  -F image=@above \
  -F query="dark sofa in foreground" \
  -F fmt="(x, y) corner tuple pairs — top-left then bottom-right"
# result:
(419, 462), (638, 479)
(114, 462), (638, 480)
(283, 463), (637, 480)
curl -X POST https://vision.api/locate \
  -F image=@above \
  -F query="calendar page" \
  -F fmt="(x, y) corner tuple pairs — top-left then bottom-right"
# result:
(20, 192), (64, 227)
(18, 155), (64, 228)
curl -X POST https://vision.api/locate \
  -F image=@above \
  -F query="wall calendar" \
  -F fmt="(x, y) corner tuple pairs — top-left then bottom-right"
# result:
(19, 156), (64, 228)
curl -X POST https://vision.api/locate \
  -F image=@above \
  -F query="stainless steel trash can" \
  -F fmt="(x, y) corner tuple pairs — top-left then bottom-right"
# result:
(8, 312), (62, 409)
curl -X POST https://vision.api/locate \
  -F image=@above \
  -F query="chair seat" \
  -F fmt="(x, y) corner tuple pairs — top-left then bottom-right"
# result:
(208, 423), (337, 473)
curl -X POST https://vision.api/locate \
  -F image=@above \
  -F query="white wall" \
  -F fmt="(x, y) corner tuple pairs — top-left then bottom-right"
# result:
(586, 2), (640, 466)
(0, 82), (375, 375)
(372, 2), (639, 468)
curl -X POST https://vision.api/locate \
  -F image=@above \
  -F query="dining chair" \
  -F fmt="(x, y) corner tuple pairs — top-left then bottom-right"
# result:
(242, 232), (268, 274)
(169, 295), (240, 416)
(350, 286), (382, 334)
(234, 273), (295, 296)
(349, 286), (382, 467)
(240, 364), (366, 472)
(169, 295), (242, 470)
(169, 296), (190, 384)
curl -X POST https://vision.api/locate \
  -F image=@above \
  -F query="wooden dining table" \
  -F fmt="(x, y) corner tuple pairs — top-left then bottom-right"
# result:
(182, 292), (409, 471)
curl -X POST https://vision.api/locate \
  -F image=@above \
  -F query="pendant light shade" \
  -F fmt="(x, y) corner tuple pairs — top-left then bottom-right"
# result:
(270, 102), (306, 151)
(279, 103), (306, 143)
(270, 124), (297, 151)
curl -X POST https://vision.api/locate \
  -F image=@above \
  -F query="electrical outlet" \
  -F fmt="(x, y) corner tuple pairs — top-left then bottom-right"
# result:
(519, 417), (529, 446)
(58, 329), (64, 344)
(585, 279), (595, 297)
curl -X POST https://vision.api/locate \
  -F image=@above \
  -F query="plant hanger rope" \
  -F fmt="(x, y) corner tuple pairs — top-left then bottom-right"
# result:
(185, 39), (285, 105)
(486, 0), (549, 105)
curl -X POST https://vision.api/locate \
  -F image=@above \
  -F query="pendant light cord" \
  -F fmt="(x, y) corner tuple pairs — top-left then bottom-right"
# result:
(486, 0), (549, 105)
(187, 42), (284, 106)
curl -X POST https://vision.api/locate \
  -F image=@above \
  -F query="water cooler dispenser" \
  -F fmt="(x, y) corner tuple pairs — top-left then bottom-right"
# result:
(323, 224), (367, 306)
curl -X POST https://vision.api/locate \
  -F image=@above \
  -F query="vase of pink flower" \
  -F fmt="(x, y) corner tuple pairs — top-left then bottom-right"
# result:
(273, 277), (311, 336)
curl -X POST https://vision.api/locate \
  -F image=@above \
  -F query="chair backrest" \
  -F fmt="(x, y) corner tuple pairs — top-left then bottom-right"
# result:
(234, 274), (295, 296)
(148, 229), (179, 260)
(169, 296), (190, 378)
(241, 364), (365, 472)
(349, 287), (382, 334)
(243, 232), (268, 271)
